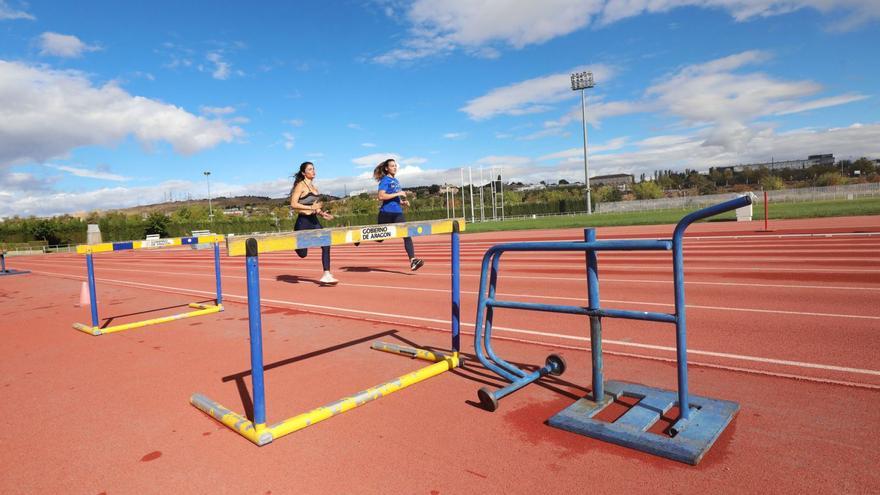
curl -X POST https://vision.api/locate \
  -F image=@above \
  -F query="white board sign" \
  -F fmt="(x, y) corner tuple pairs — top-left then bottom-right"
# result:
(360, 225), (396, 241)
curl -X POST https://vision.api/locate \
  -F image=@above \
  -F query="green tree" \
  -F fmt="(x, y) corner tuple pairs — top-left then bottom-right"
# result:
(759, 175), (785, 190)
(632, 181), (664, 200)
(815, 172), (844, 187)
(144, 212), (170, 237)
(29, 219), (61, 245)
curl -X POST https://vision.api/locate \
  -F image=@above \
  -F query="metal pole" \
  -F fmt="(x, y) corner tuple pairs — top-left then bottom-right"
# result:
(245, 238), (267, 428)
(205, 171), (214, 221)
(491, 169), (497, 220)
(468, 167), (475, 223)
(764, 191), (769, 231)
(445, 187), (450, 218)
(460, 168), (466, 220)
(585, 228), (603, 402)
(451, 221), (460, 353)
(500, 166), (505, 221)
(451, 181), (456, 218)
(1, 252), (5, 273)
(581, 89), (592, 214)
(214, 242), (223, 305)
(479, 166), (485, 222)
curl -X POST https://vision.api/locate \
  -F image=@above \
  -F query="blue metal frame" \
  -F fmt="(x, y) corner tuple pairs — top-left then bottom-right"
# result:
(235, 222), (462, 430)
(472, 196), (751, 464)
(0, 252), (30, 277)
(80, 242), (224, 329)
(245, 238), (268, 427)
(214, 242), (223, 305)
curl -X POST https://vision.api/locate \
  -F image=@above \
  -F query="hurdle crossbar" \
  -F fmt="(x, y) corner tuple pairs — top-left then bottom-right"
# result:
(72, 234), (225, 336)
(225, 218), (464, 255)
(192, 218), (463, 445)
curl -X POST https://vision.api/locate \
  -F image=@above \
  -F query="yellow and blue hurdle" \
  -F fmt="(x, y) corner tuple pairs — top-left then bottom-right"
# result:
(72, 234), (225, 335)
(191, 218), (464, 445)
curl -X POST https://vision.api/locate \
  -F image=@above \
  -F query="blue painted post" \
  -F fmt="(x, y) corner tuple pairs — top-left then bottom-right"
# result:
(451, 221), (460, 353)
(245, 239), (267, 426)
(585, 229), (604, 402)
(86, 253), (99, 327)
(672, 237), (691, 420)
(213, 242), (223, 305)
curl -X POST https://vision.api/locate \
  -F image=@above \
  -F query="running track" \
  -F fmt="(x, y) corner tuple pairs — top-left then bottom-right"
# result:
(2, 214), (879, 493)
(15, 216), (880, 389)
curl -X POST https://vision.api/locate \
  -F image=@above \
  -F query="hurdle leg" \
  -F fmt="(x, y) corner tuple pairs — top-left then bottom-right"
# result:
(451, 221), (460, 354)
(86, 253), (99, 327)
(585, 228), (604, 402)
(672, 237), (691, 421)
(213, 241), (223, 305)
(245, 239), (268, 432)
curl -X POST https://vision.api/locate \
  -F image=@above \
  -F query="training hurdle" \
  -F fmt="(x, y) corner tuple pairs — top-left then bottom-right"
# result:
(0, 251), (30, 277)
(472, 197), (750, 465)
(72, 234), (225, 336)
(190, 218), (464, 446)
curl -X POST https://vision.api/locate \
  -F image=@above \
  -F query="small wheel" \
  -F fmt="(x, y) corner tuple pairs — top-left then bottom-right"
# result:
(546, 354), (566, 376)
(477, 387), (499, 412)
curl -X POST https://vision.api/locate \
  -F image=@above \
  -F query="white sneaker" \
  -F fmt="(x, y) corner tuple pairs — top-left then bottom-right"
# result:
(319, 272), (338, 285)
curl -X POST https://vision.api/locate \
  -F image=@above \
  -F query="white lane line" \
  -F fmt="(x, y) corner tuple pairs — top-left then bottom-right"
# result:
(18, 258), (880, 298)
(29, 268), (880, 380)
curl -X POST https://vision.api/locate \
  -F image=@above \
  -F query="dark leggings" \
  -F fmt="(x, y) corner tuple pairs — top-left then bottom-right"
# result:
(377, 211), (414, 259)
(295, 214), (330, 271)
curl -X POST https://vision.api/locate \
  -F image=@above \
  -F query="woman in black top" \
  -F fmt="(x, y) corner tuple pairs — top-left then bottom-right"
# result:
(290, 161), (337, 285)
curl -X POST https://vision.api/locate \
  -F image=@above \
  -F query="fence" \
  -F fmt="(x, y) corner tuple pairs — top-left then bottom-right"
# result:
(595, 182), (880, 214)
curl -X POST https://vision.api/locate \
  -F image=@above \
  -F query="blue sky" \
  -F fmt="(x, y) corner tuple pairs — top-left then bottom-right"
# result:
(1, 0), (878, 217)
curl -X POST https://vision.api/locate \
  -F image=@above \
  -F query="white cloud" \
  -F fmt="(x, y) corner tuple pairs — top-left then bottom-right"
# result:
(4, 122), (877, 218)
(286, 118), (304, 127)
(461, 65), (614, 120)
(503, 51), (867, 151)
(347, 123), (363, 130)
(201, 105), (236, 115)
(206, 52), (231, 80)
(0, 0), (34, 20)
(375, 0), (880, 64)
(0, 60), (244, 167)
(38, 32), (100, 58)
(46, 164), (130, 181)
(352, 152), (399, 168)
(443, 132), (466, 139)
(282, 132), (295, 150)
(361, 142), (377, 147)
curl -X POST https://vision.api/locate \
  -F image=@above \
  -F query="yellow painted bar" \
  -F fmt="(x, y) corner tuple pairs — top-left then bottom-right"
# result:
(190, 351), (458, 446)
(268, 353), (459, 441)
(370, 341), (451, 362)
(226, 218), (466, 256)
(75, 234), (225, 255)
(72, 304), (223, 336)
(190, 393), (273, 446)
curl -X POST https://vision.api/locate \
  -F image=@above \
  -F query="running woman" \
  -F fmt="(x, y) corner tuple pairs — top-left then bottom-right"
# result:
(373, 158), (424, 271)
(290, 161), (338, 285)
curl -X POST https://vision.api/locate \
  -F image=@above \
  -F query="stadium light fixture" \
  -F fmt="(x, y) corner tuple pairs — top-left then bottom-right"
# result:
(571, 71), (595, 214)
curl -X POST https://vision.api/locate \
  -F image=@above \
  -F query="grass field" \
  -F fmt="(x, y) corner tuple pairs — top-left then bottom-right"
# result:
(464, 197), (880, 233)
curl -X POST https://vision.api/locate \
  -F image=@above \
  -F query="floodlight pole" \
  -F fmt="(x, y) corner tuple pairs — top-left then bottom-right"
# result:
(204, 171), (214, 223)
(571, 71), (595, 214)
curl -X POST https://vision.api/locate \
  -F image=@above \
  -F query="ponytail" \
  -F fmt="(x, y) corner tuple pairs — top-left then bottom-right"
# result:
(373, 158), (394, 181)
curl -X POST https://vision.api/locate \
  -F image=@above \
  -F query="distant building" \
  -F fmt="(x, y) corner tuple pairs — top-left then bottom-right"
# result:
(223, 208), (244, 217)
(591, 173), (634, 191)
(728, 154), (835, 173)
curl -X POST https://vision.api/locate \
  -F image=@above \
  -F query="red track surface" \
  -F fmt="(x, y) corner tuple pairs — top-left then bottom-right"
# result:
(2, 216), (879, 493)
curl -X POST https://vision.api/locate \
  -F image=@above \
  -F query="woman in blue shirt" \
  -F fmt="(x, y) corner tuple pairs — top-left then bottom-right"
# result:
(373, 158), (424, 271)
(290, 161), (338, 285)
